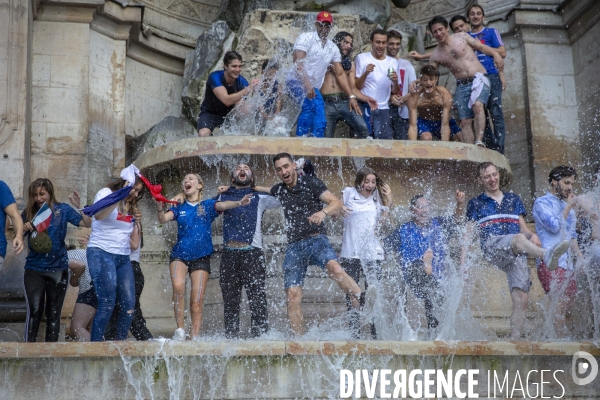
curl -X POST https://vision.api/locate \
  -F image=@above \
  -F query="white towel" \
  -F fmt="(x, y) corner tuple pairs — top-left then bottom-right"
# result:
(468, 72), (490, 109)
(120, 164), (140, 187)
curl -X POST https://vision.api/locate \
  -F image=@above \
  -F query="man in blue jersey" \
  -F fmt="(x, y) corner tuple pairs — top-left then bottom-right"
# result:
(198, 51), (251, 137)
(384, 190), (465, 331)
(467, 5), (507, 153)
(216, 164), (280, 338)
(0, 180), (24, 271)
(463, 162), (570, 339)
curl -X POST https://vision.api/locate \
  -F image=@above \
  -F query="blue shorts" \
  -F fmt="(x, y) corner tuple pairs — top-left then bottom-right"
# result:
(453, 77), (491, 121)
(197, 111), (226, 132)
(417, 117), (461, 140)
(282, 234), (338, 289)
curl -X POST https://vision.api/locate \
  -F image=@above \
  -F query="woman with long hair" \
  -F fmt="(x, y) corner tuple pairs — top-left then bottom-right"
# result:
(22, 178), (91, 342)
(339, 167), (393, 338)
(155, 173), (251, 340)
(86, 176), (143, 341)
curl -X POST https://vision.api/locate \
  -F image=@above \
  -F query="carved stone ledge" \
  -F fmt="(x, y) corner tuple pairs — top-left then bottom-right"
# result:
(127, 40), (185, 75)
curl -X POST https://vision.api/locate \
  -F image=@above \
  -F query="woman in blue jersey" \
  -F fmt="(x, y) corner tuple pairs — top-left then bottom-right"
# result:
(155, 173), (252, 340)
(22, 178), (92, 342)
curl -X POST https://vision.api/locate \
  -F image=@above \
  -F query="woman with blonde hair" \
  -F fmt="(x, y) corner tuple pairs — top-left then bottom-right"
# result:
(155, 173), (252, 340)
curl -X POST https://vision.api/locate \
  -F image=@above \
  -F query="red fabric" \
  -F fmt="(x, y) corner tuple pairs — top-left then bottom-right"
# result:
(537, 261), (577, 298)
(138, 174), (178, 204)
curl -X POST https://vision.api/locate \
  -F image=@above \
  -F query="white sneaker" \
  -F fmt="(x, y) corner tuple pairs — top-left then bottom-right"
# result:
(543, 240), (570, 271)
(172, 328), (186, 341)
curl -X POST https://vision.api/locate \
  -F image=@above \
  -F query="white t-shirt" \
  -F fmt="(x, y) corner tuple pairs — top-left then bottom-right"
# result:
(87, 188), (135, 255)
(130, 236), (141, 263)
(293, 31), (341, 89)
(339, 187), (386, 261)
(396, 58), (417, 119)
(355, 52), (398, 110)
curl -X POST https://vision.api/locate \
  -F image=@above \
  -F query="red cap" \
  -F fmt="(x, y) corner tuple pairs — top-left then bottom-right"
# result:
(316, 11), (333, 24)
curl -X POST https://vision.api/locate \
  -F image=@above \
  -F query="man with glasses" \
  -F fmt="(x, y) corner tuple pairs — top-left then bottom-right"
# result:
(290, 11), (361, 137)
(384, 190), (465, 332)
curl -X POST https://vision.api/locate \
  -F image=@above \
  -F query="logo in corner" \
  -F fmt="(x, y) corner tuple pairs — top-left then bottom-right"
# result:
(572, 351), (598, 385)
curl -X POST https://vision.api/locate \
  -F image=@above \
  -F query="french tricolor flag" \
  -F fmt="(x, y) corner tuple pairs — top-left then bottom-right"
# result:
(32, 203), (53, 233)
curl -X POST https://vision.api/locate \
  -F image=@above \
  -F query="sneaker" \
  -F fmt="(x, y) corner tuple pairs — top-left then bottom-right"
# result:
(172, 328), (186, 341)
(543, 240), (570, 271)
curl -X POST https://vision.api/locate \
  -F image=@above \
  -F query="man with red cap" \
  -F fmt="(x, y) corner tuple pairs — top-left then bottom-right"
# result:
(289, 11), (361, 137)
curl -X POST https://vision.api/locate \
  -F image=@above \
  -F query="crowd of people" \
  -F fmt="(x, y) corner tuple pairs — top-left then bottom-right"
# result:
(1, 156), (599, 341)
(197, 6), (508, 153)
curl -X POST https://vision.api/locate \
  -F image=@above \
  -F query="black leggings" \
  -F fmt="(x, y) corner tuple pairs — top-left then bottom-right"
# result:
(340, 258), (382, 339)
(219, 247), (268, 338)
(24, 269), (69, 342)
(105, 261), (153, 341)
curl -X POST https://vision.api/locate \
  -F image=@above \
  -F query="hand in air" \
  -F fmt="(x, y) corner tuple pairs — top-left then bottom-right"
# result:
(217, 186), (230, 195)
(408, 51), (422, 59)
(408, 80), (420, 93)
(68, 190), (82, 209)
(170, 193), (185, 204)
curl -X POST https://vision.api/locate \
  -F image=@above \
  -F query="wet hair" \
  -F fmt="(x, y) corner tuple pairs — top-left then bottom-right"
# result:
(548, 166), (577, 183)
(261, 59), (279, 72)
(468, 4), (485, 17)
(387, 29), (402, 41)
(370, 28), (388, 42)
(272, 152), (294, 165)
(420, 65), (440, 78)
(428, 15), (449, 33)
(450, 15), (468, 30)
(409, 194), (426, 208)
(25, 178), (58, 222)
(354, 167), (390, 207)
(223, 51), (242, 66)
(66, 244), (76, 251)
(477, 162), (497, 177)
(333, 31), (353, 50)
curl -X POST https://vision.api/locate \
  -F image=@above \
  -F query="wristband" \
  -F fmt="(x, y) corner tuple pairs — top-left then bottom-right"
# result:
(349, 95), (357, 99)
(322, 210), (328, 217)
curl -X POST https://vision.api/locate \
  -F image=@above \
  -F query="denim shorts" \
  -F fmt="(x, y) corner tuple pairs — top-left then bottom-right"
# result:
(170, 256), (211, 275)
(453, 78), (491, 121)
(76, 285), (98, 309)
(282, 234), (338, 289)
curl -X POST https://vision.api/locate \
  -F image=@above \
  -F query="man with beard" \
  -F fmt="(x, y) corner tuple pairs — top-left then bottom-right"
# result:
(215, 164), (280, 338)
(290, 11), (361, 137)
(384, 191), (465, 331)
(355, 29), (400, 139)
(464, 162), (570, 339)
(532, 166), (580, 338)
(269, 153), (364, 336)
(387, 29), (416, 140)
(321, 31), (374, 138)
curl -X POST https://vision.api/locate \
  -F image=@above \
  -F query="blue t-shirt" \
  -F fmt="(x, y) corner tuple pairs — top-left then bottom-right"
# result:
(24, 203), (82, 272)
(200, 70), (249, 116)
(384, 217), (455, 281)
(466, 192), (526, 246)
(469, 27), (503, 75)
(216, 187), (279, 248)
(0, 181), (17, 258)
(169, 199), (219, 260)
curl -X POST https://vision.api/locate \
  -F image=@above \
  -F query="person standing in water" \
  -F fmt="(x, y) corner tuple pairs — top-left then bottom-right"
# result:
(339, 167), (393, 338)
(155, 173), (252, 340)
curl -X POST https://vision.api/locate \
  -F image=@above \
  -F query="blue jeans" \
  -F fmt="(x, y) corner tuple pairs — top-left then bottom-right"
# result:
(453, 77), (491, 121)
(87, 247), (135, 341)
(296, 87), (326, 137)
(281, 234), (338, 289)
(324, 98), (369, 138)
(483, 73), (506, 153)
(360, 104), (394, 139)
(389, 104), (409, 140)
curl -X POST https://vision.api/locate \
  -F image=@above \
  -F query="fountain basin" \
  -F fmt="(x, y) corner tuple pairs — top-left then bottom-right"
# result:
(0, 340), (597, 398)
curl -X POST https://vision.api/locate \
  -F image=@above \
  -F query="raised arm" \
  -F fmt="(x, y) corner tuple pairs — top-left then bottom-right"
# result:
(454, 189), (466, 220)
(68, 190), (92, 228)
(155, 199), (174, 224)
(212, 85), (249, 107)
(214, 194), (252, 211)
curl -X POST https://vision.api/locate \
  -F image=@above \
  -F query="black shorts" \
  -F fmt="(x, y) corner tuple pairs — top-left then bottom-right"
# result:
(170, 256), (211, 275)
(76, 286), (98, 309)
(197, 111), (226, 132)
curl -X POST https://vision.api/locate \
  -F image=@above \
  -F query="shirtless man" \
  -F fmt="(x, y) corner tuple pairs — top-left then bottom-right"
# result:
(411, 16), (503, 146)
(407, 65), (461, 141)
(321, 31), (376, 138)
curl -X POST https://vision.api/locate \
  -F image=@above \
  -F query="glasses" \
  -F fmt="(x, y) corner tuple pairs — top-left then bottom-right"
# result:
(317, 22), (332, 28)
